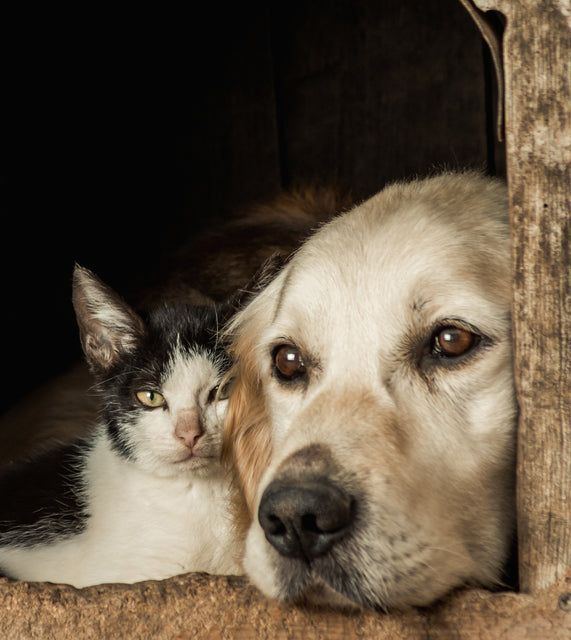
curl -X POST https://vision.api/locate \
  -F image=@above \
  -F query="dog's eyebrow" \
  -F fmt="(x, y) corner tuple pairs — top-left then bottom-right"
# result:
(272, 264), (297, 325)
(411, 298), (430, 313)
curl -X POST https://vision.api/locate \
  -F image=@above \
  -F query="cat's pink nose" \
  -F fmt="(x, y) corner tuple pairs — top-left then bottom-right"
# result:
(174, 410), (204, 450)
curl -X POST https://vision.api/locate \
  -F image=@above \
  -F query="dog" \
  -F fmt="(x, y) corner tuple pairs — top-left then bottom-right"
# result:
(223, 171), (517, 611)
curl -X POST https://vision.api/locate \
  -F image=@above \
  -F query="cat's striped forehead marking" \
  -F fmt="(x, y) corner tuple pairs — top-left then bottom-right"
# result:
(160, 347), (222, 411)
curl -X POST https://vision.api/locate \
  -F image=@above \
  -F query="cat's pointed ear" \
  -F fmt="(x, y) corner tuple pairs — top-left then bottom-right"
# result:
(72, 265), (146, 374)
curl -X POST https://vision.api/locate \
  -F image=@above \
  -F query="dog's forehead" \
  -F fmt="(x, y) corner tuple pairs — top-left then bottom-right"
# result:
(269, 185), (510, 345)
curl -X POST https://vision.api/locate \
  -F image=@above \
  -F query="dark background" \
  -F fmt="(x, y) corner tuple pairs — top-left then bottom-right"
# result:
(1, 0), (503, 412)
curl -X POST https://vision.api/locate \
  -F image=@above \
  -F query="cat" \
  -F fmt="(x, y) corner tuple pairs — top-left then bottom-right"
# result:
(0, 265), (242, 587)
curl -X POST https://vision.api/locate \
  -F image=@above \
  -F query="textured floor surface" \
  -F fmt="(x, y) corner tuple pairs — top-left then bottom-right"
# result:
(1, 570), (570, 639)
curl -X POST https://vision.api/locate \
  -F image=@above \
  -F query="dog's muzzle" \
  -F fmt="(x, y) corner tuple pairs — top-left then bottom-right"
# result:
(258, 477), (353, 560)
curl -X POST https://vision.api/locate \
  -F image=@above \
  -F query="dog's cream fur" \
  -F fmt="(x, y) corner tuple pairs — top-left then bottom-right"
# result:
(224, 172), (517, 610)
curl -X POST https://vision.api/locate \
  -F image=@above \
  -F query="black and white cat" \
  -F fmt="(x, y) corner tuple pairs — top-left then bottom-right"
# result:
(0, 265), (242, 586)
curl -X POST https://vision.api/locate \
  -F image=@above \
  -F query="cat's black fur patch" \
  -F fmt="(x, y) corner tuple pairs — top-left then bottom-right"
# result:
(0, 442), (89, 549)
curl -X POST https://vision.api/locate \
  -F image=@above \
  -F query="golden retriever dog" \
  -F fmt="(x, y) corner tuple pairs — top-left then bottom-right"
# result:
(223, 171), (517, 610)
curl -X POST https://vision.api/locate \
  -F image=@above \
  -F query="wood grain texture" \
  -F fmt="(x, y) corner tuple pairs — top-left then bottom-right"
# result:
(270, 0), (489, 196)
(474, 0), (571, 593)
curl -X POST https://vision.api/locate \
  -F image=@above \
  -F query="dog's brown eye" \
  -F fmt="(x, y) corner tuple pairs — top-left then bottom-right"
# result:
(273, 344), (306, 380)
(433, 327), (477, 358)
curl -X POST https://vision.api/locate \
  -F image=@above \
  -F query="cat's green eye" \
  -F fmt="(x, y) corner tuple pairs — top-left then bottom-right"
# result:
(136, 390), (166, 408)
(207, 380), (232, 404)
(217, 381), (232, 401)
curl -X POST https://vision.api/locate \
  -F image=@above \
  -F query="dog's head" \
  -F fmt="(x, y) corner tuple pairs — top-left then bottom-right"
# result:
(224, 172), (517, 610)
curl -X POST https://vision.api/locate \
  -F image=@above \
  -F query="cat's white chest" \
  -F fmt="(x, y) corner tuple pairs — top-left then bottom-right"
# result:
(1, 436), (241, 587)
(79, 437), (241, 585)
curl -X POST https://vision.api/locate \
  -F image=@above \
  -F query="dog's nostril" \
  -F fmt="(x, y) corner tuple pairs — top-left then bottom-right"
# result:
(258, 478), (353, 561)
(301, 513), (320, 534)
(266, 514), (287, 536)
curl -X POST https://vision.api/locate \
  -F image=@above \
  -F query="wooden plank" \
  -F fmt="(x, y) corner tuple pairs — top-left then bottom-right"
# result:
(179, 5), (283, 227)
(472, 0), (571, 594)
(270, 0), (490, 198)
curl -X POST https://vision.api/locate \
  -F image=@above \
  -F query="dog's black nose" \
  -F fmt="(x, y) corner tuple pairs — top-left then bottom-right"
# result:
(258, 478), (353, 560)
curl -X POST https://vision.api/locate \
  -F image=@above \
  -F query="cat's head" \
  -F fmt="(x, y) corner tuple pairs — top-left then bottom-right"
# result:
(72, 265), (233, 479)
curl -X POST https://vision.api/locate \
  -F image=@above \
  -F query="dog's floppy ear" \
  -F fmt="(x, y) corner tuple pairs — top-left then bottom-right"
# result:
(222, 366), (274, 517)
(222, 326), (274, 518)
(221, 256), (285, 516)
(72, 264), (146, 374)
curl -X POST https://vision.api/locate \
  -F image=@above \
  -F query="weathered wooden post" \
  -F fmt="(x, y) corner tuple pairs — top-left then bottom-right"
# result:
(466, 0), (571, 594)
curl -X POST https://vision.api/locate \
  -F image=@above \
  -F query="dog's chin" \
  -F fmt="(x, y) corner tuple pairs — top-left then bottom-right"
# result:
(250, 550), (457, 613)
(244, 521), (478, 612)
(244, 529), (372, 611)
(255, 554), (378, 612)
